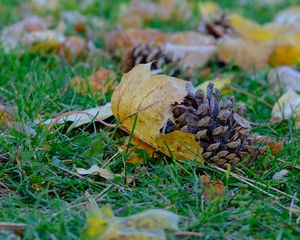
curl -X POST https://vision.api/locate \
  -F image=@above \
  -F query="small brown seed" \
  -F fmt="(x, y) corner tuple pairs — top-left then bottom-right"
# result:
(238, 151), (249, 158)
(226, 140), (240, 149)
(217, 110), (231, 122)
(226, 153), (237, 160)
(207, 142), (221, 151)
(229, 157), (241, 164)
(195, 129), (207, 140)
(203, 152), (213, 158)
(213, 126), (228, 135)
(210, 156), (221, 162)
(217, 150), (229, 157)
(197, 104), (208, 115)
(198, 116), (211, 127)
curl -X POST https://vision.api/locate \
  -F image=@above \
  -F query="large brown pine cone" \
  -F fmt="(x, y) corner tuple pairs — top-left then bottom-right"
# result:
(167, 83), (265, 167)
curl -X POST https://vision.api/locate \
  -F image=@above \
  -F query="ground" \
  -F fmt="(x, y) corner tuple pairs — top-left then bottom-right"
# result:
(0, 0), (299, 239)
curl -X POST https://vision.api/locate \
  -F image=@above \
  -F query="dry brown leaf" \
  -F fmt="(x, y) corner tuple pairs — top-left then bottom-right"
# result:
(271, 90), (300, 129)
(200, 175), (225, 202)
(272, 169), (289, 180)
(268, 67), (300, 92)
(111, 64), (203, 162)
(76, 164), (115, 180)
(118, 0), (190, 28)
(217, 37), (272, 72)
(58, 36), (87, 60)
(0, 106), (15, 129)
(267, 141), (284, 157)
(71, 68), (117, 95)
(168, 31), (216, 46)
(105, 28), (167, 58)
(0, 16), (48, 52)
(44, 102), (113, 129)
(163, 42), (216, 72)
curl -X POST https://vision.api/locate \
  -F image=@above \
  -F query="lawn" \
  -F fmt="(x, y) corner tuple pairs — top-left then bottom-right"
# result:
(0, 0), (299, 239)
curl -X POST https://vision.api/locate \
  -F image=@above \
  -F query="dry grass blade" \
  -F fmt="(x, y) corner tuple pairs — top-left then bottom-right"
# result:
(212, 165), (299, 202)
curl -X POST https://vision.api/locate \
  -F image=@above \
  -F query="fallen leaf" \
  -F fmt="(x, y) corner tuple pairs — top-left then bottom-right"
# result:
(271, 90), (300, 129)
(267, 141), (284, 156)
(44, 102), (113, 129)
(198, 1), (221, 21)
(272, 169), (289, 180)
(119, 136), (158, 164)
(112, 64), (203, 162)
(0, 106), (15, 128)
(0, 15), (48, 52)
(71, 68), (117, 95)
(76, 164), (100, 175)
(268, 66), (300, 92)
(105, 28), (167, 59)
(269, 44), (300, 66)
(274, 7), (300, 26)
(82, 205), (180, 240)
(76, 164), (114, 180)
(168, 31), (216, 46)
(196, 77), (232, 94)
(217, 37), (272, 72)
(228, 13), (275, 43)
(118, 0), (191, 28)
(58, 36), (87, 60)
(200, 175), (225, 202)
(163, 42), (216, 72)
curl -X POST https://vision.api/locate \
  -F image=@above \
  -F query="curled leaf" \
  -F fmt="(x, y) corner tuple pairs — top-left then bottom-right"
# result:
(83, 205), (180, 240)
(268, 66), (300, 92)
(272, 169), (289, 180)
(112, 64), (203, 162)
(76, 164), (114, 179)
(271, 90), (300, 129)
(44, 102), (113, 128)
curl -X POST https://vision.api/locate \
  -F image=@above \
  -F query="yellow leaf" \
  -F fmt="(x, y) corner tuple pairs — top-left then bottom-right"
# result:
(111, 64), (203, 163)
(71, 68), (117, 95)
(229, 13), (275, 43)
(269, 44), (300, 66)
(196, 77), (232, 94)
(198, 1), (221, 20)
(217, 37), (272, 72)
(83, 205), (180, 240)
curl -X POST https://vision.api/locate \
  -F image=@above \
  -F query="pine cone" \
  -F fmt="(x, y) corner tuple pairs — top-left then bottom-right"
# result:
(126, 42), (180, 76)
(202, 14), (234, 39)
(168, 83), (265, 167)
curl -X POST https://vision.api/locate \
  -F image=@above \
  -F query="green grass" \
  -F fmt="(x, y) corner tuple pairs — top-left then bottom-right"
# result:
(0, 0), (300, 239)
